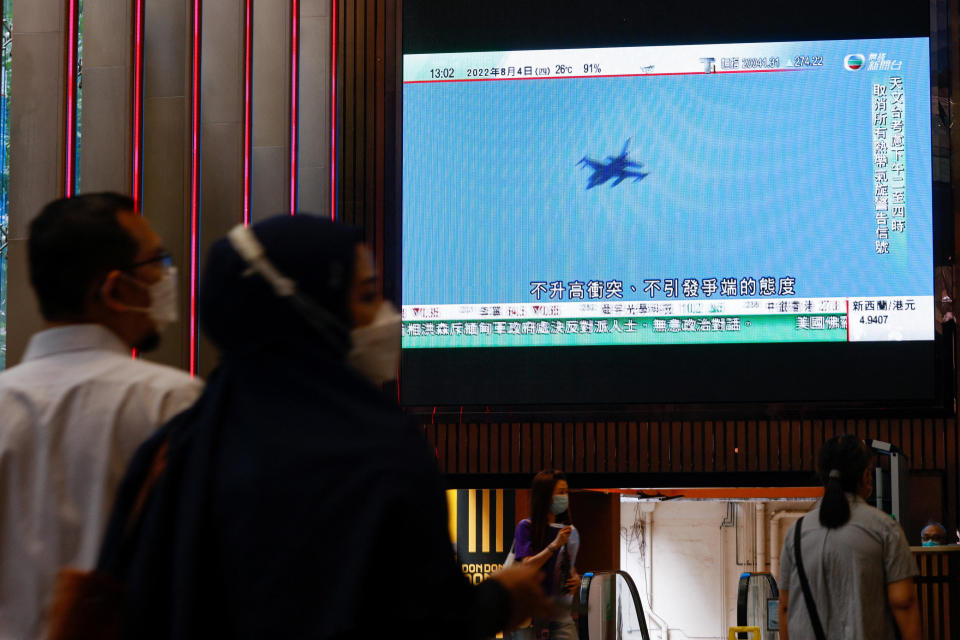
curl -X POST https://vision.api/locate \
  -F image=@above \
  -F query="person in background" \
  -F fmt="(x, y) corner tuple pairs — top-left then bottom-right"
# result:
(97, 215), (550, 639)
(778, 434), (920, 640)
(920, 521), (947, 546)
(0, 193), (202, 640)
(514, 469), (581, 640)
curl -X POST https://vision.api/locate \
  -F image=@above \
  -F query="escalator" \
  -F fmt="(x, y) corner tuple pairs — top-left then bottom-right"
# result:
(735, 572), (779, 639)
(577, 571), (650, 640)
(576, 570), (779, 640)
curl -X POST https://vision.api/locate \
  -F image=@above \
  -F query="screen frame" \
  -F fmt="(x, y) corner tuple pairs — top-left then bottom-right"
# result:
(392, 0), (957, 420)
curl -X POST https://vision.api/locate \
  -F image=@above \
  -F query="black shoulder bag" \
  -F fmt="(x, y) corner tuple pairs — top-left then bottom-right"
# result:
(793, 516), (828, 640)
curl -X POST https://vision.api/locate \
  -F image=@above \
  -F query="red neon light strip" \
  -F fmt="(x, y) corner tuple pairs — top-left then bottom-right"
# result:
(130, 0), (144, 360)
(403, 67), (806, 85)
(132, 0), (145, 211)
(243, 0), (253, 226)
(329, 0), (337, 221)
(130, 0), (145, 360)
(289, 0), (299, 216)
(189, 0), (202, 376)
(64, 0), (79, 196)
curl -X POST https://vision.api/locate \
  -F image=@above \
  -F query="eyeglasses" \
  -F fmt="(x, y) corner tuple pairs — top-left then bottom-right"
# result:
(125, 250), (174, 271)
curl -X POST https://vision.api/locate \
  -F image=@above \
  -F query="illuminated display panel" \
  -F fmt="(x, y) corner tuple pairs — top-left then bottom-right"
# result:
(399, 0), (947, 410)
(404, 39), (932, 348)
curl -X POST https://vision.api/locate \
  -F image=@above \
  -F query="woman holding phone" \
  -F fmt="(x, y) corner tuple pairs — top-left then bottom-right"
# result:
(513, 469), (581, 640)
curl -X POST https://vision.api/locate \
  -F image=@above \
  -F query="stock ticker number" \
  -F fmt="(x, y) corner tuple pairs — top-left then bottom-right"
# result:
(793, 55), (823, 67)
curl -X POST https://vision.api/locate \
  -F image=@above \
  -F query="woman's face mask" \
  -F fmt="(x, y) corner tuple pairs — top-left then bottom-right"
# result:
(348, 301), (401, 385)
(551, 494), (569, 515)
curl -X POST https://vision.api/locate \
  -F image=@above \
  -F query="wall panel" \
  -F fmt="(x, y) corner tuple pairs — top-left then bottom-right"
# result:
(79, 0), (132, 194)
(139, 0), (191, 371)
(298, 0), (331, 215)
(6, 0), (68, 365)
(197, 0), (245, 377)
(141, 93), (188, 370)
(251, 0), (290, 222)
(334, 0), (397, 296)
(80, 68), (132, 193)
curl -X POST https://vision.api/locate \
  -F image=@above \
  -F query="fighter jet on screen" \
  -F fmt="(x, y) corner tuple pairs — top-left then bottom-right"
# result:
(577, 138), (649, 189)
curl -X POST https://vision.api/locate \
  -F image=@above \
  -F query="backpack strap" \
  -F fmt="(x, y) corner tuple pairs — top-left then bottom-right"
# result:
(793, 516), (828, 640)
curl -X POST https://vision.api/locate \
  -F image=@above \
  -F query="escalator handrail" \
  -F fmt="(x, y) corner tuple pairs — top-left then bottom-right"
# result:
(577, 570), (651, 640)
(578, 572), (595, 640)
(761, 572), (778, 598)
(736, 573), (749, 632)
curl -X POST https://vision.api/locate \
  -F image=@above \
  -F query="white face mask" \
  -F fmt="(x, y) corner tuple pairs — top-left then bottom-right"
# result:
(348, 301), (401, 385)
(551, 494), (569, 515)
(125, 266), (179, 329)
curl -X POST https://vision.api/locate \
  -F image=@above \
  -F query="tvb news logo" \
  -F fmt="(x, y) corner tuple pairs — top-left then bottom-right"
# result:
(844, 53), (903, 71)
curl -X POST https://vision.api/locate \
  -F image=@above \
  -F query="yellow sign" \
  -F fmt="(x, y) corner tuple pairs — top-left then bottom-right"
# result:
(461, 562), (505, 585)
(447, 489), (514, 583)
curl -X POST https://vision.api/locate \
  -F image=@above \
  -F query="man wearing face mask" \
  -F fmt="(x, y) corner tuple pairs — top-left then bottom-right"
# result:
(95, 215), (550, 640)
(0, 193), (202, 640)
(920, 521), (947, 546)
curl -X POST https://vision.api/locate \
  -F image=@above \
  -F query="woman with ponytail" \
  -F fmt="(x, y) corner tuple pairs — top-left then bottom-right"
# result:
(777, 435), (920, 640)
(513, 470), (581, 640)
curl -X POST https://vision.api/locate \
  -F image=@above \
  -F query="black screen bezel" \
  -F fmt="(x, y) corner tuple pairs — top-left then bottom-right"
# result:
(396, 0), (954, 418)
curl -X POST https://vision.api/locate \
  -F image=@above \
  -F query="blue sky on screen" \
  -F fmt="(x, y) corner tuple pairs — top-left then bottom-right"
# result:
(402, 38), (931, 305)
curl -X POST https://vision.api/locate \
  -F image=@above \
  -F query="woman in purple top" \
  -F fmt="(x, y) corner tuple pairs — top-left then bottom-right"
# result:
(513, 470), (581, 640)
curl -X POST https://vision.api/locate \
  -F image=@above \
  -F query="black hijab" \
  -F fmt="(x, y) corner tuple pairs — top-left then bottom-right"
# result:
(201, 214), (360, 356)
(98, 216), (509, 639)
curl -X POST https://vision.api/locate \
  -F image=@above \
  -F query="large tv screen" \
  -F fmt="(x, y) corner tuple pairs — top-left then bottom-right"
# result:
(399, 0), (947, 411)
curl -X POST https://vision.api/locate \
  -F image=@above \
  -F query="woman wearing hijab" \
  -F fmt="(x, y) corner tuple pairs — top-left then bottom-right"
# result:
(777, 435), (920, 640)
(512, 470), (581, 640)
(95, 215), (548, 639)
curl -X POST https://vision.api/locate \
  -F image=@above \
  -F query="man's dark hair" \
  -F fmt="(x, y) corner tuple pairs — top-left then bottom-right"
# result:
(29, 193), (138, 320)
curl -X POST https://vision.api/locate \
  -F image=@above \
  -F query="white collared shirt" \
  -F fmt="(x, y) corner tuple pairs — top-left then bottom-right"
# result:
(0, 324), (203, 639)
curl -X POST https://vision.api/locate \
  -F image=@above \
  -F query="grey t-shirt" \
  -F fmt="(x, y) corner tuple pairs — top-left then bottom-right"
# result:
(779, 494), (917, 640)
